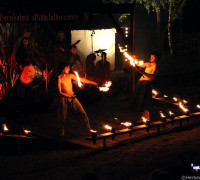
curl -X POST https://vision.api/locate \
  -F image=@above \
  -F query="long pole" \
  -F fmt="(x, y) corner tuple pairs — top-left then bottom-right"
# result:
(91, 30), (95, 53)
(45, 64), (48, 94)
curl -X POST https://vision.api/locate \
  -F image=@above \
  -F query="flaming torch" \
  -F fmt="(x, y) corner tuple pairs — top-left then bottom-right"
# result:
(74, 71), (82, 88)
(121, 122), (133, 129)
(179, 102), (190, 115)
(99, 81), (112, 92)
(118, 44), (144, 67)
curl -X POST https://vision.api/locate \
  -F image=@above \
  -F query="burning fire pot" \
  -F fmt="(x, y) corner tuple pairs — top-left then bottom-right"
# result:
(142, 117), (150, 126)
(160, 111), (166, 122)
(169, 111), (175, 119)
(104, 125), (116, 140)
(121, 122), (133, 129)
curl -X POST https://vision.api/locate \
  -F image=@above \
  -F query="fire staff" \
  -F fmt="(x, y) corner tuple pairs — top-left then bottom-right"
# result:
(57, 62), (98, 136)
(131, 51), (161, 121)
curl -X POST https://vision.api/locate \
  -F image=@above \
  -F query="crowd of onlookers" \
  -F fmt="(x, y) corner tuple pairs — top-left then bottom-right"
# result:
(0, 28), (112, 98)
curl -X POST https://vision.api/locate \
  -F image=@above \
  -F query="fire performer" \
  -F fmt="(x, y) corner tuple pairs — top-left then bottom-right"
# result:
(57, 62), (98, 136)
(131, 51), (161, 121)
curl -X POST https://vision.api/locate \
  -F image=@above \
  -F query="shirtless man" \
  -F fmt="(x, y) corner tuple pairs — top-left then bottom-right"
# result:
(58, 62), (98, 136)
(131, 51), (160, 121)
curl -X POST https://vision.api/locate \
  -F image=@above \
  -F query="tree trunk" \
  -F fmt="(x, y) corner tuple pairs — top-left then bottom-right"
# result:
(168, 0), (174, 55)
(156, 7), (163, 50)
(130, 1), (136, 94)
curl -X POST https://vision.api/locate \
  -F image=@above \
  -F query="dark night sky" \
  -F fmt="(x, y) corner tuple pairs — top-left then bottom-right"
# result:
(0, 0), (199, 34)
(1, 0), (199, 23)
(182, 0), (200, 32)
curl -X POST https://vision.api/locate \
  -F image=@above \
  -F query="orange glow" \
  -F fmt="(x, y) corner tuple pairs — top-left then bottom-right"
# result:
(104, 125), (112, 130)
(99, 81), (112, 92)
(3, 124), (9, 132)
(138, 60), (144, 66)
(118, 45), (144, 67)
(74, 71), (82, 88)
(24, 129), (31, 135)
(160, 111), (166, 118)
(169, 111), (175, 116)
(90, 129), (97, 133)
(179, 102), (189, 112)
(142, 117), (149, 123)
(173, 97), (178, 102)
(183, 99), (188, 104)
(152, 89), (158, 96)
(121, 122), (132, 127)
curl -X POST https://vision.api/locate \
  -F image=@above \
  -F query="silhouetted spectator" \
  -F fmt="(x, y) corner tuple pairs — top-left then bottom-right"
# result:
(95, 52), (111, 85)
(54, 31), (69, 76)
(85, 53), (96, 80)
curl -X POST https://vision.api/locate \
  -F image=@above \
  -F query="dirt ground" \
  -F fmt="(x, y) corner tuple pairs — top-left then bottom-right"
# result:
(0, 120), (200, 180)
(0, 70), (200, 180)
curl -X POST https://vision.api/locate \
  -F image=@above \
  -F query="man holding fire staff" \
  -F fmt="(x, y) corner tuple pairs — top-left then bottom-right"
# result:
(131, 51), (161, 121)
(57, 61), (98, 136)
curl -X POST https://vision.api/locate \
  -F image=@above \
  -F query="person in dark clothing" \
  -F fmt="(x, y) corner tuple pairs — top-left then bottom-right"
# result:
(85, 53), (96, 80)
(131, 51), (161, 121)
(15, 37), (42, 70)
(69, 45), (81, 70)
(95, 52), (111, 86)
(54, 31), (69, 76)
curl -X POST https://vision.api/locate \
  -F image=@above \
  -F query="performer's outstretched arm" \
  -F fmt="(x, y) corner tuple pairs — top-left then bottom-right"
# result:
(71, 74), (98, 86)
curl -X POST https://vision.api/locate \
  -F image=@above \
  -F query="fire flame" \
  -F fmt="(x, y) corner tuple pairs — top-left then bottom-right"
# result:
(24, 129), (31, 135)
(121, 122), (132, 127)
(179, 102), (189, 112)
(164, 95), (168, 98)
(160, 111), (166, 118)
(99, 81), (112, 92)
(104, 124), (112, 130)
(169, 111), (175, 116)
(152, 89), (158, 96)
(74, 71), (82, 88)
(118, 45), (144, 67)
(197, 104), (200, 109)
(139, 60), (144, 66)
(3, 124), (9, 132)
(142, 117), (149, 123)
(173, 97), (178, 102)
(90, 129), (97, 133)
(183, 99), (188, 104)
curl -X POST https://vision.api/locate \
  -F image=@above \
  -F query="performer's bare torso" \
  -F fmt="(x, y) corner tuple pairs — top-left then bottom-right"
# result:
(58, 65), (97, 98)
(139, 62), (157, 81)
(59, 74), (75, 97)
